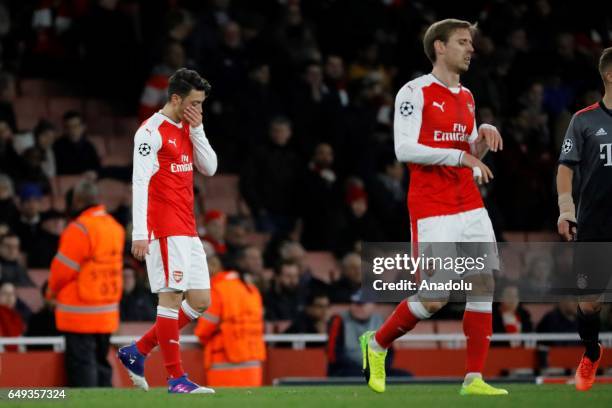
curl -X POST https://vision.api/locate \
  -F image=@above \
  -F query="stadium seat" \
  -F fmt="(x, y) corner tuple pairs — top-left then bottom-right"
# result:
(16, 287), (44, 313)
(202, 174), (241, 215)
(84, 99), (114, 121)
(274, 320), (292, 333)
(114, 117), (140, 138)
(304, 252), (339, 283)
(523, 303), (554, 326)
(395, 320), (437, 349)
(27, 269), (49, 288)
(373, 304), (395, 319)
(48, 97), (83, 120)
(87, 115), (116, 134)
(97, 179), (130, 212)
(14, 97), (49, 130)
(328, 304), (349, 318)
(88, 134), (108, 157)
(526, 232), (559, 242)
(435, 320), (465, 349)
(19, 79), (65, 97)
(503, 231), (527, 242)
(53, 175), (83, 198)
(116, 322), (153, 336)
(245, 232), (270, 249)
(102, 136), (132, 166)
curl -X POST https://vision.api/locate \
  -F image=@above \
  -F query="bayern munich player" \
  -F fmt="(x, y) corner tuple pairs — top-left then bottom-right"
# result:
(117, 68), (218, 394)
(360, 19), (508, 396)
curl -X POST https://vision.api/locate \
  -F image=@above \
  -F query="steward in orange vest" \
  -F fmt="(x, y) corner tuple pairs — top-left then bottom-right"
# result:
(47, 180), (125, 387)
(195, 260), (265, 387)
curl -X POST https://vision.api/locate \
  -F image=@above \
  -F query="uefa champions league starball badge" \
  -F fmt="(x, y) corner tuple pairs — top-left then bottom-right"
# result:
(399, 101), (414, 117)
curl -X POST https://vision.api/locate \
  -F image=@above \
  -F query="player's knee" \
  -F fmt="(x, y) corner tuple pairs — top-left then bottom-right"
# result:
(579, 301), (601, 315)
(421, 300), (446, 314)
(191, 295), (211, 313)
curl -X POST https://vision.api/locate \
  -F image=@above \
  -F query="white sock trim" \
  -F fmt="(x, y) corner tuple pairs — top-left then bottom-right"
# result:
(464, 372), (483, 385)
(181, 299), (201, 320)
(157, 306), (179, 319)
(465, 301), (492, 313)
(369, 337), (386, 352)
(407, 295), (432, 319)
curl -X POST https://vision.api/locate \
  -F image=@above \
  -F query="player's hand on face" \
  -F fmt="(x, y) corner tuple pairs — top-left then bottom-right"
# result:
(557, 220), (577, 242)
(478, 124), (503, 152)
(461, 152), (493, 185)
(131, 239), (149, 261)
(184, 105), (203, 128)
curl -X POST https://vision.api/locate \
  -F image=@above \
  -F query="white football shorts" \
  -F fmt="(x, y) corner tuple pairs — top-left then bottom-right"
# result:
(145, 236), (210, 293)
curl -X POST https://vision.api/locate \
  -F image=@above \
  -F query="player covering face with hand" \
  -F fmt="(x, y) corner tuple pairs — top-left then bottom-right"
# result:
(117, 68), (218, 394)
(360, 19), (507, 396)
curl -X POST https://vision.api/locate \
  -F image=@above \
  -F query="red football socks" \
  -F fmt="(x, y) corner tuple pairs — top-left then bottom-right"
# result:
(155, 306), (184, 379)
(375, 299), (423, 348)
(135, 307), (191, 356)
(463, 309), (492, 374)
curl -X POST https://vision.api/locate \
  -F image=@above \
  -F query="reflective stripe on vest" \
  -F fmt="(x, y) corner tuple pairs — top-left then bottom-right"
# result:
(54, 252), (80, 271)
(56, 302), (118, 314)
(201, 312), (220, 324)
(72, 221), (89, 235)
(209, 360), (262, 371)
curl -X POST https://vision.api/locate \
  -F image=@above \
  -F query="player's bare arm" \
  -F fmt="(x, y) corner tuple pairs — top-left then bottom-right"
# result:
(556, 164), (576, 241)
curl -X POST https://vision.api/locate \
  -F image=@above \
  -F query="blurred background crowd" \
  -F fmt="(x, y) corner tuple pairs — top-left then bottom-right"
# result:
(1, 0), (612, 374)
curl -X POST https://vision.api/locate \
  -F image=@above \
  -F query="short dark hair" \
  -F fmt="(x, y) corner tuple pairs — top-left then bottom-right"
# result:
(599, 47), (612, 80)
(167, 68), (211, 99)
(275, 259), (299, 276)
(63, 110), (83, 122)
(306, 291), (329, 306)
(423, 19), (477, 64)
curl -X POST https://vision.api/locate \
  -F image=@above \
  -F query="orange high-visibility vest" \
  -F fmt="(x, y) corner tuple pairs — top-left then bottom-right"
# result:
(194, 271), (266, 386)
(48, 205), (124, 334)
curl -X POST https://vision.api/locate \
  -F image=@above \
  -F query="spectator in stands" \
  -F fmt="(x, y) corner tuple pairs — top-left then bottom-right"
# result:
(53, 111), (101, 176)
(285, 292), (330, 335)
(27, 209), (64, 269)
(277, 240), (322, 296)
(327, 291), (385, 376)
(264, 260), (302, 321)
(0, 233), (33, 286)
(238, 61), (282, 152)
(367, 153), (409, 241)
(299, 143), (343, 251)
(25, 281), (59, 349)
(323, 55), (350, 108)
(0, 173), (19, 225)
(12, 183), (43, 256)
(536, 299), (579, 345)
(138, 40), (186, 122)
(120, 266), (156, 322)
(33, 120), (57, 179)
(0, 72), (16, 131)
(240, 116), (301, 235)
(201, 209), (227, 256)
(336, 181), (383, 256)
(0, 119), (20, 178)
(222, 216), (249, 267)
(0, 280), (25, 343)
(329, 253), (362, 304)
(15, 148), (52, 194)
(235, 246), (272, 294)
(492, 284), (533, 347)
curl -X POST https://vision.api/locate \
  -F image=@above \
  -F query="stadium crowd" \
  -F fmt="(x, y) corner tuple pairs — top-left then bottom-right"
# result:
(1, 0), (612, 376)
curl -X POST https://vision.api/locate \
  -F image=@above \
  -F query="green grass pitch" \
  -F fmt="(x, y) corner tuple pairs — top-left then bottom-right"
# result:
(3, 385), (612, 408)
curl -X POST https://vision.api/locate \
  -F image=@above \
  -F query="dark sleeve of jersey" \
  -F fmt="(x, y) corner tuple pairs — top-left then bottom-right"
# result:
(558, 114), (583, 166)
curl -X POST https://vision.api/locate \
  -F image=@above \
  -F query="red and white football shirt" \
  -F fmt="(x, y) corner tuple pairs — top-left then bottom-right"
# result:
(132, 112), (217, 241)
(394, 74), (483, 222)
